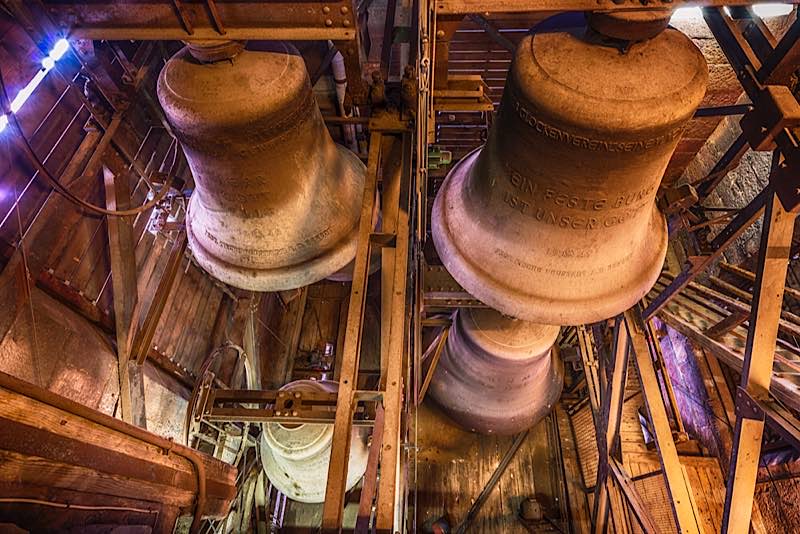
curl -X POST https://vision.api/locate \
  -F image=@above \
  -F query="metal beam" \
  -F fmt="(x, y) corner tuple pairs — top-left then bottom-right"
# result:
(721, 191), (796, 533)
(435, 0), (790, 15)
(643, 186), (769, 319)
(455, 429), (531, 534)
(35, 1), (359, 41)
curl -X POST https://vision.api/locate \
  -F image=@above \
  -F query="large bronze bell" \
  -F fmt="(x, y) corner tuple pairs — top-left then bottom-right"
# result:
(432, 15), (708, 325)
(158, 42), (366, 291)
(427, 308), (563, 435)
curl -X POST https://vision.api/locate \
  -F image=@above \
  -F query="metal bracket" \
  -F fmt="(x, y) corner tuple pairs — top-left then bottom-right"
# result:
(735, 386), (766, 421)
(740, 85), (800, 151)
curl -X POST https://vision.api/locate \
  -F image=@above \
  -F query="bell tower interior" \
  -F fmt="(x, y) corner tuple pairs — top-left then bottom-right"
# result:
(1, 1), (800, 533)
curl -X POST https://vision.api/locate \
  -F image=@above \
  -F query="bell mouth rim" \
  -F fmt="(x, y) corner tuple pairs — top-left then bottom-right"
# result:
(430, 146), (668, 326)
(186, 208), (360, 292)
(429, 349), (565, 436)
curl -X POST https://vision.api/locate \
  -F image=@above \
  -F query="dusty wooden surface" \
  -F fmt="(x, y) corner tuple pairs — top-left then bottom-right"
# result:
(413, 400), (565, 532)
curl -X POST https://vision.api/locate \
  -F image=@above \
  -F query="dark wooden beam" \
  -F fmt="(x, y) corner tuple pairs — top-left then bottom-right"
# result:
(103, 166), (146, 428)
(591, 318), (630, 534)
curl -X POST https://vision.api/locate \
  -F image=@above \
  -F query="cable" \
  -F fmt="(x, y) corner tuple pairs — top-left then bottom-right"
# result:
(0, 497), (158, 514)
(0, 64), (178, 217)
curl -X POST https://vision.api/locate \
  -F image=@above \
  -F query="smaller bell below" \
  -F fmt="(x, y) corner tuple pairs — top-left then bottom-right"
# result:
(427, 308), (563, 436)
(259, 380), (369, 503)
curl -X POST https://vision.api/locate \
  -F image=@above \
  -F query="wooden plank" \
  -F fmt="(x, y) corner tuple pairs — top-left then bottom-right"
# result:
(722, 192), (796, 534)
(609, 457), (661, 534)
(103, 166), (145, 427)
(131, 232), (187, 364)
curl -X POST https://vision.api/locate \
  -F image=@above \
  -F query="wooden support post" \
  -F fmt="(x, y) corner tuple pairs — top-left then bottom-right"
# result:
(380, 137), (401, 387)
(721, 191), (796, 533)
(375, 131), (413, 533)
(432, 16), (463, 91)
(647, 321), (686, 435)
(591, 318), (630, 534)
(417, 325), (449, 405)
(577, 325), (601, 417)
(321, 131), (382, 531)
(103, 167), (146, 427)
(355, 404), (385, 533)
(626, 306), (705, 534)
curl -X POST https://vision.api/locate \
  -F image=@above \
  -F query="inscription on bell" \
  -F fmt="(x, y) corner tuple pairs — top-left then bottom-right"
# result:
(513, 99), (683, 152)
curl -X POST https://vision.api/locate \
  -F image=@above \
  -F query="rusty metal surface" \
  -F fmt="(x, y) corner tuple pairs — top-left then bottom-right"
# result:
(158, 42), (366, 291)
(435, 0), (788, 15)
(427, 308), (563, 435)
(37, 1), (359, 41)
(432, 21), (708, 325)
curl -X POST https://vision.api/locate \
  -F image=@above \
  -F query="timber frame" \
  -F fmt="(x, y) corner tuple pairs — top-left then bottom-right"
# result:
(5, 0), (800, 532)
(416, 1), (800, 533)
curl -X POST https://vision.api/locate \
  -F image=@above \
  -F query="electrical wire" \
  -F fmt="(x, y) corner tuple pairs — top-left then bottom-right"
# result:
(0, 64), (178, 217)
(0, 497), (158, 514)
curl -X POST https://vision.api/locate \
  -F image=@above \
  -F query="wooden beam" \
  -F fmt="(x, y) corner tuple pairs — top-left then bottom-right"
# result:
(380, 137), (401, 387)
(355, 404), (385, 533)
(648, 321), (686, 435)
(705, 309), (750, 340)
(0, 370), (236, 523)
(721, 191), (796, 533)
(591, 318), (630, 534)
(417, 325), (449, 405)
(103, 167), (146, 427)
(626, 306), (705, 534)
(375, 131), (413, 531)
(577, 325), (601, 417)
(321, 131), (382, 531)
